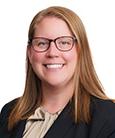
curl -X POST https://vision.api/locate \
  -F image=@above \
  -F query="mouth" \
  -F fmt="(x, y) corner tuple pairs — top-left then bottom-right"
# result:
(44, 63), (64, 69)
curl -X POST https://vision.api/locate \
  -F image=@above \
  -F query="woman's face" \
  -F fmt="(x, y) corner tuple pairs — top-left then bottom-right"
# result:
(28, 17), (78, 88)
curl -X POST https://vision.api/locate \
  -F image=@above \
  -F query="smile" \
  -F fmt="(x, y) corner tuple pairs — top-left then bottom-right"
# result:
(44, 64), (64, 69)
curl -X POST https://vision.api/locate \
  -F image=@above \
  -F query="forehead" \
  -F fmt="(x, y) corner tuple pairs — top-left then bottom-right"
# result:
(34, 17), (73, 38)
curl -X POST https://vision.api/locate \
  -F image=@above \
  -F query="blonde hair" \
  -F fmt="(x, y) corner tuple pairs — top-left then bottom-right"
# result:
(8, 6), (109, 130)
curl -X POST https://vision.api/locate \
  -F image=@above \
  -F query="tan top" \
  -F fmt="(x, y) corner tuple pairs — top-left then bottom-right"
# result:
(23, 107), (61, 138)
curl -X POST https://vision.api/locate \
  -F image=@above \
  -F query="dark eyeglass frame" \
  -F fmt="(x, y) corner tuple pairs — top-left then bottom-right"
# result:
(28, 36), (77, 52)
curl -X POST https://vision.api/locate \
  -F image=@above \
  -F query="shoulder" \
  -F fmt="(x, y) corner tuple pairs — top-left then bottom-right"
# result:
(91, 97), (115, 118)
(90, 97), (115, 137)
(0, 98), (19, 123)
(0, 99), (19, 137)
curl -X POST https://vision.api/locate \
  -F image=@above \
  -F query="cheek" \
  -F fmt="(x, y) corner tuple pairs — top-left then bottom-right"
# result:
(29, 52), (42, 64)
(29, 52), (43, 77)
(64, 48), (78, 64)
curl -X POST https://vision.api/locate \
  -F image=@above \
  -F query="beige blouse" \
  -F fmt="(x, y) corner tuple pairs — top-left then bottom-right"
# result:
(23, 107), (61, 138)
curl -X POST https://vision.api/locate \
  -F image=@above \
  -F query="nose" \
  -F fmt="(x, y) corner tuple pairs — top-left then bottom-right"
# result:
(46, 41), (60, 57)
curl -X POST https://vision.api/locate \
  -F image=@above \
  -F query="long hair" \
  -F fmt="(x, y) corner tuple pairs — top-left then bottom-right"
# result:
(8, 6), (109, 130)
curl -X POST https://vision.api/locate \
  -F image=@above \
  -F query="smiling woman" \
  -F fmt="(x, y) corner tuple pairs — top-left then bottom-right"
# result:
(0, 6), (115, 138)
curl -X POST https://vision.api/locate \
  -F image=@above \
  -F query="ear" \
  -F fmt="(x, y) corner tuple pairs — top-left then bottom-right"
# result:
(27, 46), (32, 64)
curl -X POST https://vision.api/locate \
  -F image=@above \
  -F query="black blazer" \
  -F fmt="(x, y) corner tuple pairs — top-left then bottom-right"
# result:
(0, 97), (115, 138)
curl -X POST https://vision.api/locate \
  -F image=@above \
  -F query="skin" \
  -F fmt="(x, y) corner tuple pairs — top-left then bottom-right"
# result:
(28, 17), (78, 113)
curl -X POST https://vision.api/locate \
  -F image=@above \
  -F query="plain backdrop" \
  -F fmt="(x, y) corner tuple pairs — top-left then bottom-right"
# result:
(0, 0), (115, 110)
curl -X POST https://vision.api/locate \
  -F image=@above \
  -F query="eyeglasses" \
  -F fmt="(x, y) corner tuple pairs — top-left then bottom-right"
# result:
(29, 36), (77, 52)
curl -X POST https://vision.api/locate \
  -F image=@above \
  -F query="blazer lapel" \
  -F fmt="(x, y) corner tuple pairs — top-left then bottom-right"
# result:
(75, 122), (89, 138)
(89, 97), (109, 138)
(89, 113), (107, 138)
(11, 120), (26, 138)
(44, 103), (75, 138)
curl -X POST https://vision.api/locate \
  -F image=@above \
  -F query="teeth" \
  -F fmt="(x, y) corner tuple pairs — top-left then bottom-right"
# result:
(46, 64), (63, 69)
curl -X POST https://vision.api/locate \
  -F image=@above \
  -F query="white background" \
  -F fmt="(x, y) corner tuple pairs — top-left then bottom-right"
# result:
(0, 0), (115, 110)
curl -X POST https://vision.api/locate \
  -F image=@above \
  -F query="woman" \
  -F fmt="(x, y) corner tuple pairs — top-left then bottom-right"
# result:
(0, 6), (115, 138)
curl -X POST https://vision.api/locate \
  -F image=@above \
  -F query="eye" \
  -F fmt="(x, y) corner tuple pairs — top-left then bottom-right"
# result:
(37, 41), (47, 47)
(58, 39), (72, 46)
(60, 41), (71, 45)
(33, 39), (49, 48)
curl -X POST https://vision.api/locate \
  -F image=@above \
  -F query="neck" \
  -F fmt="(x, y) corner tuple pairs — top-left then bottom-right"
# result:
(41, 82), (74, 114)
